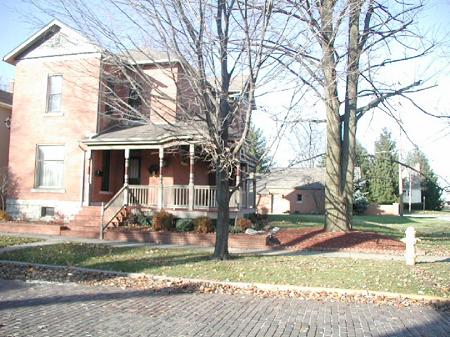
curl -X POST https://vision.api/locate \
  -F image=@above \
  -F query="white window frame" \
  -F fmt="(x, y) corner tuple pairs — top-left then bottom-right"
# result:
(46, 74), (63, 115)
(34, 144), (65, 191)
(296, 193), (303, 203)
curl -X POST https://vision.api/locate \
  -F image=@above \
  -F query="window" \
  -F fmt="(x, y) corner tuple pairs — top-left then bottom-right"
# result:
(36, 145), (64, 188)
(296, 194), (303, 203)
(101, 151), (111, 191)
(46, 75), (63, 113)
(128, 87), (142, 110)
(41, 207), (55, 217)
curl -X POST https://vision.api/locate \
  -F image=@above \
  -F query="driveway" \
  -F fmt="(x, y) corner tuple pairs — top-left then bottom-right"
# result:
(0, 279), (448, 337)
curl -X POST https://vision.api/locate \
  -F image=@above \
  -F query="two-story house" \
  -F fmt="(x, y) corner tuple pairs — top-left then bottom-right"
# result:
(3, 19), (256, 237)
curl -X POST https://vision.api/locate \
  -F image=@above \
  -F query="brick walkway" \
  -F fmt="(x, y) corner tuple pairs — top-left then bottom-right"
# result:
(0, 280), (449, 337)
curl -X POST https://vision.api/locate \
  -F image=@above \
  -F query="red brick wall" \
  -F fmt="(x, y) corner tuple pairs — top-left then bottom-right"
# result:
(105, 230), (269, 249)
(8, 56), (101, 202)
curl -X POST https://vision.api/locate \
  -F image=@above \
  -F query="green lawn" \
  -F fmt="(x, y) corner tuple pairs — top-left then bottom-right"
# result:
(0, 235), (43, 248)
(268, 214), (450, 255)
(0, 243), (448, 297)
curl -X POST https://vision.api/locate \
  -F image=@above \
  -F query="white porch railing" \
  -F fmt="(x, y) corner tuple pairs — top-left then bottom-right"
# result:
(194, 185), (217, 208)
(128, 185), (158, 207)
(123, 184), (253, 210)
(163, 185), (189, 208)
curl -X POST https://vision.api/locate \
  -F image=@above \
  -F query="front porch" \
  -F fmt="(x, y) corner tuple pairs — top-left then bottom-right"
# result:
(81, 124), (257, 231)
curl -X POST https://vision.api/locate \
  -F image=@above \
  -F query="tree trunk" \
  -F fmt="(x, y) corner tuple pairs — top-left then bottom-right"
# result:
(214, 162), (230, 259)
(341, 0), (362, 231)
(321, 0), (348, 232)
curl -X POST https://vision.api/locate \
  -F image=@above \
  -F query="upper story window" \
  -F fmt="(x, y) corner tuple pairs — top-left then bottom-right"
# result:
(35, 145), (64, 189)
(128, 87), (142, 111)
(46, 75), (63, 113)
(296, 194), (303, 203)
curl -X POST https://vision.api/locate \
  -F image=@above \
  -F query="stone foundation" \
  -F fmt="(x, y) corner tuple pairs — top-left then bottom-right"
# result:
(6, 199), (82, 223)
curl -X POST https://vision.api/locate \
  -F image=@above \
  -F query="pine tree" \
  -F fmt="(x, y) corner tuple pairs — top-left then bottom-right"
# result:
(247, 124), (272, 173)
(406, 148), (444, 210)
(368, 129), (399, 204)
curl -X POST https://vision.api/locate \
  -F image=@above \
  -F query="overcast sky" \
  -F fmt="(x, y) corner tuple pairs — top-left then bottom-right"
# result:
(0, 0), (448, 190)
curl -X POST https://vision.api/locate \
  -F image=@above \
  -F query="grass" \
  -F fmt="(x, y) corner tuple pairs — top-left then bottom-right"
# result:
(0, 243), (448, 297)
(0, 235), (43, 248)
(268, 214), (450, 255)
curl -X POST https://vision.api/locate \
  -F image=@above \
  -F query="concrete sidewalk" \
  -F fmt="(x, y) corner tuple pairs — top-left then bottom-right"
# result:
(1, 230), (449, 263)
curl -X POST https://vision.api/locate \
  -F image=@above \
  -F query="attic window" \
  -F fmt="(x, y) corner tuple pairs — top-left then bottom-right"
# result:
(296, 194), (303, 203)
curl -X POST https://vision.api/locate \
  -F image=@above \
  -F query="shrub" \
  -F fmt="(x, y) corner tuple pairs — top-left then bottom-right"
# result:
(193, 216), (214, 233)
(0, 210), (10, 221)
(176, 218), (194, 232)
(353, 191), (369, 215)
(236, 218), (253, 231)
(152, 210), (175, 231)
(229, 225), (243, 234)
(135, 211), (152, 227)
(245, 212), (268, 230)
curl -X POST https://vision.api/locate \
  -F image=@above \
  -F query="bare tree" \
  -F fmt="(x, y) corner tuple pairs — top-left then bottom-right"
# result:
(271, 0), (436, 231)
(27, 0), (277, 259)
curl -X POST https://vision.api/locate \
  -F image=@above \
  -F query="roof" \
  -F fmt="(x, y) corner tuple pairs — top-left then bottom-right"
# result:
(83, 122), (204, 146)
(257, 167), (325, 194)
(0, 90), (13, 107)
(121, 49), (180, 65)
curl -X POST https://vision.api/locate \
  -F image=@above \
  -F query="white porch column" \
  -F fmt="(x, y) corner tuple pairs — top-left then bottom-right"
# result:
(188, 144), (195, 211)
(83, 149), (92, 206)
(236, 163), (242, 210)
(124, 148), (130, 205)
(159, 146), (164, 209)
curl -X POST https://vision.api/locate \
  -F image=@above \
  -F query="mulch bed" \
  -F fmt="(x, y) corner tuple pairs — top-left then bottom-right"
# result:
(273, 228), (405, 254)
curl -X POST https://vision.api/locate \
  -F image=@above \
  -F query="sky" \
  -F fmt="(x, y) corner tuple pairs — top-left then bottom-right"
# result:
(0, 0), (449, 190)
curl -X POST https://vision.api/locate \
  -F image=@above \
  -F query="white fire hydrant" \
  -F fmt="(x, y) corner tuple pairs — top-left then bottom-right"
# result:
(401, 226), (421, 266)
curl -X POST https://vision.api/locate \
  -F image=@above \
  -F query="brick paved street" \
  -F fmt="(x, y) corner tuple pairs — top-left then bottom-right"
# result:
(0, 279), (449, 337)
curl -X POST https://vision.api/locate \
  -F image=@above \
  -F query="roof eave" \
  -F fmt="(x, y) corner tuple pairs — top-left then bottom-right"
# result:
(3, 19), (65, 65)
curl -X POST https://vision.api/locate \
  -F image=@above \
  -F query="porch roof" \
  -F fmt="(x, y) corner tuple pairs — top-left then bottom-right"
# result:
(83, 122), (202, 148)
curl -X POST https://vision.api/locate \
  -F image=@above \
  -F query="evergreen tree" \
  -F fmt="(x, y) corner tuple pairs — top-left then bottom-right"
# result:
(355, 142), (371, 193)
(368, 128), (399, 204)
(406, 148), (443, 210)
(353, 142), (371, 214)
(248, 124), (272, 173)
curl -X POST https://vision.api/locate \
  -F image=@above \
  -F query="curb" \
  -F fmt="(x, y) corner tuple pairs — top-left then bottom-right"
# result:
(0, 260), (448, 304)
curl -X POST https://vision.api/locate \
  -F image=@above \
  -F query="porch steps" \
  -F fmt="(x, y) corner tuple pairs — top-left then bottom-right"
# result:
(61, 206), (102, 238)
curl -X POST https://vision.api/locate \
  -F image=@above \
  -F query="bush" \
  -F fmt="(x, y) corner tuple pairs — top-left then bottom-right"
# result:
(229, 225), (243, 234)
(135, 211), (152, 227)
(236, 218), (253, 231)
(353, 191), (369, 215)
(152, 210), (175, 231)
(193, 216), (214, 233)
(176, 218), (194, 232)
(245, 212), (268, 230)
(0, 210), (10, 221)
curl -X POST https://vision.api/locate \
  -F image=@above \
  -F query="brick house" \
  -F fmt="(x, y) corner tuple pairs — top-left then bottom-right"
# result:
(256, 168), (325, 214)
(0, 89), (12, 170)
(3, 19), (256, 235)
